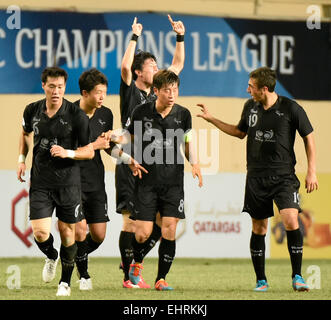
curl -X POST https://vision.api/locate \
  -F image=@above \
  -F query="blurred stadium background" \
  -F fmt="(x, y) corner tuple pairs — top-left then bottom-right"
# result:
(0, 0), (330, 298)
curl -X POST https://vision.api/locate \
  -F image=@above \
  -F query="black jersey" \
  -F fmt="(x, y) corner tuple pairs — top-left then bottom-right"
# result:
(22, 98), (90, 189)
(119, 78), (157, 128)
(127, 101), (192, 186)
(74, 101), (113, 192)
(237, 96), (313, 177)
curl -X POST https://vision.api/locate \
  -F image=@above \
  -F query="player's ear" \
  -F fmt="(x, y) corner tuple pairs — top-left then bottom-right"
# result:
(81, 90), (89, 98)
(135, 69), (141, 78)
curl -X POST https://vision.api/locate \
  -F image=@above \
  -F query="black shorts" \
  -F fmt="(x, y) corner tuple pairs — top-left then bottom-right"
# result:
(129, 184), (185, 222)
(29, 185), (83, 224)
(242, 174), (301, 220)
(81, 190), (109, 224)
(115, 163), (136, 214)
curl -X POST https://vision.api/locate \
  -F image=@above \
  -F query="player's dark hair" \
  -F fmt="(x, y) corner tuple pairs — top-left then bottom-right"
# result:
(249, 67), (277, 92)
(131, 50), (157, 81)
(153, 69), (180, 90)
(41, 67), (68, 84)
(78, 68), (108, 95)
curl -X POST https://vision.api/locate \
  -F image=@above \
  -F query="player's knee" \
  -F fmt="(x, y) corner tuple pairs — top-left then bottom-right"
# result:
(122, 215), (136, 233)
(135, 230), (150, 243)
(91, 233), (105, 243)
(58, 224), (75, 246)
(283, 218), (299, 231)
(75, 222), (87, 241)
(33, 229), (49, 242)
(161, 224), (177, 240)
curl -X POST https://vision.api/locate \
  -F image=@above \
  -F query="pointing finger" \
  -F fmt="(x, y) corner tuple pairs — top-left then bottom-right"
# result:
(168, 14), (174, 25)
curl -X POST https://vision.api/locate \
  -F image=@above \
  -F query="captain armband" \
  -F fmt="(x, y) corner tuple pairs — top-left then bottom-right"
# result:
(184, 130), (192, 143)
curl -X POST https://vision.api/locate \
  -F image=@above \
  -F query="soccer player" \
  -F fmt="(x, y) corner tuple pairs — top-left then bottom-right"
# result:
(117, 15), (186, 288)
(197, 66), (318, 292)
(74, 68), (147, 290)
(17, 67), (94, 297)
(73, 68), (112, 291)
(121, 69), (202, 290)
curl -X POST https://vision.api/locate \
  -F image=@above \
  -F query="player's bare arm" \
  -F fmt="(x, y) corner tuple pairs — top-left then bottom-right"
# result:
(185, 140), (203, 188)
(167, 14), (185, 75)
(104, 144), (148, 179)
(196, 103), (246, 139)
(121, 17), (143, 85)
(17, 129), (32, 182)
(50, 143), (94, 160)
(303, 132), (318, 193)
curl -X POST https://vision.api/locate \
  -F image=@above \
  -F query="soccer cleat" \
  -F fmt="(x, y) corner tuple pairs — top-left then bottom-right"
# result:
(254, 280), (269, 292)
(129, 263), (151, 289)
(123, 279), (140, 289)
(42, 251), (59, 283)
(56, 282), (71, 296)
(292, 274), (309, 291)
(155, 279), (173, 291)
(77, 277), (92, 290)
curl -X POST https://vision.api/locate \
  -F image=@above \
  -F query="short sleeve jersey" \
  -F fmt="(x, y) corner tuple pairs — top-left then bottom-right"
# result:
(22, 98), (90, 188)
(119, 78), (157, 128)
(74, 101), (113, 192)
(237, 96), (313, 177)
(127, 101), (192, 186)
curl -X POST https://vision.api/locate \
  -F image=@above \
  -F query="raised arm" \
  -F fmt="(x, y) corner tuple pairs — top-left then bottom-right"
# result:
(121, 17), (143, 85)
(197, 103), (246, 139)
(303, 132), (318, 193)
(167, 14), (185, 75)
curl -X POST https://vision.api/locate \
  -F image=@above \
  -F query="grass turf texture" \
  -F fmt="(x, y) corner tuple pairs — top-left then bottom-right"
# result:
(0, 257), (329, 300)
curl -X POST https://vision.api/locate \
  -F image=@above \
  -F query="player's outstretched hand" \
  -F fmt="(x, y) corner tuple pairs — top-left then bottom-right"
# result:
(196, 103), (213, 122)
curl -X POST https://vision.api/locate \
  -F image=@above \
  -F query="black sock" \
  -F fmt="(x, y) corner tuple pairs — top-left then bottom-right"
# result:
(140, 223), (161, 259)
(86, 233), (102, 254)
(132, 236), (146, 264)
(286, 229), (303, 278)
(119, 231), (135, 281)
(156, 238), (176, 283)
(75, 239), (90, 279)
(34, 233), (58, 260)
(59, 243), (77, 286)
(250, 232), (267, 282)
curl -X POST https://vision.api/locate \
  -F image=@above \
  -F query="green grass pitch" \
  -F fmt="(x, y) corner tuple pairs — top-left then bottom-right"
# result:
(0, 257), (330, 300)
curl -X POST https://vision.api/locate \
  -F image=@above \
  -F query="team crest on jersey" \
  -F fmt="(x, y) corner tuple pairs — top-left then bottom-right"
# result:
(255, 129), (275, 142)
(174, 117), (181, 124)
(98, 119), (106, 126)
(59, 118), (68, 125)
